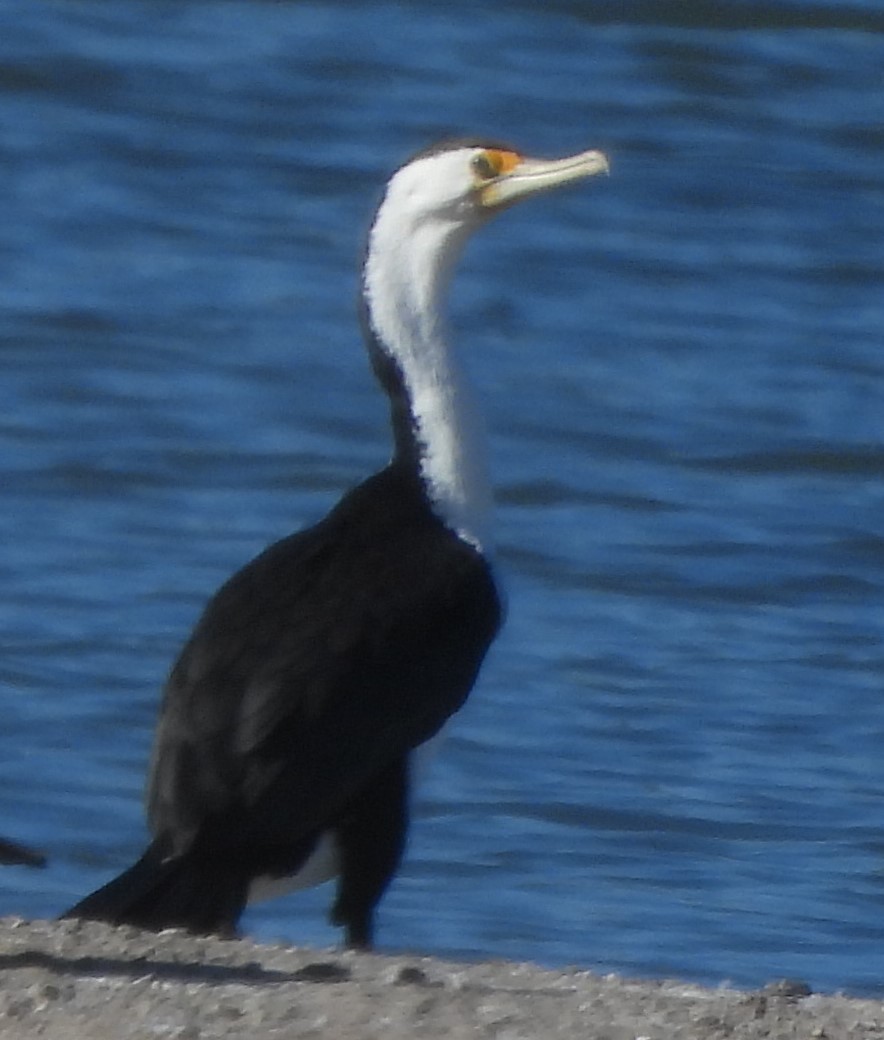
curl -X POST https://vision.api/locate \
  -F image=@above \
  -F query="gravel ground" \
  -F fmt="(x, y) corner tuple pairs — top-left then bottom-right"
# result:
(1, 917), (883, 1039)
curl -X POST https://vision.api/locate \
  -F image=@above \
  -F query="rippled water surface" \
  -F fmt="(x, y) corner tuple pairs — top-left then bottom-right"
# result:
(1, 0), (882, 995)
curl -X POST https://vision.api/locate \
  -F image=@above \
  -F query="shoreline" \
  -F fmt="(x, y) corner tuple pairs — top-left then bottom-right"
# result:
(0, 916), (882, 1039)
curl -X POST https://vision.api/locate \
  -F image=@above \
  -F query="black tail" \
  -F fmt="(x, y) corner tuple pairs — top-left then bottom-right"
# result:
(62, 841), (249, 936)
(0, 836), (46, 868)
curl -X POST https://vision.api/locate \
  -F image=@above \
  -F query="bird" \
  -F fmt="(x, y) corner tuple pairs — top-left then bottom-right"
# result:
(0, 835), (45, 868)
(63, 138), (609, 948)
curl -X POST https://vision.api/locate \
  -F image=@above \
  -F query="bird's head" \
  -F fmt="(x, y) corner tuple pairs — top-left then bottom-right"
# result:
(361, 137), (610, 391)
(361, 139), (611, 539)
(364, 139), (610, 329)
(378, 139), (610, 234)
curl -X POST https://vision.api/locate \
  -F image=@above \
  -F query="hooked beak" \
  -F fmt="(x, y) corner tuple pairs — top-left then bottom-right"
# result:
(481, 149), (610, 210)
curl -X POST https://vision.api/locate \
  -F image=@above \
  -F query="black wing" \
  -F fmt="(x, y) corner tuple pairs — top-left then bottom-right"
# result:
(146, 463), (501, 860)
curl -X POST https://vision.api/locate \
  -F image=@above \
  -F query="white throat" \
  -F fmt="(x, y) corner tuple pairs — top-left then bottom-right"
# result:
(363, 192), (493, 552)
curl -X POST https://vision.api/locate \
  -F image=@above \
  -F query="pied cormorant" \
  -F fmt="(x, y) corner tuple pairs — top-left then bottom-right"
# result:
(64, 139), (609, 948)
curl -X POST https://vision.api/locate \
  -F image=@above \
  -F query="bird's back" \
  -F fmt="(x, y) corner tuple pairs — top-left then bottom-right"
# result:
(145, 460), (502, 864)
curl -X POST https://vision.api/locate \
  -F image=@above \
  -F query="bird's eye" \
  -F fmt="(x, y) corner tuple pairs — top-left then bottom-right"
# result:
(471, 153), (499, 181)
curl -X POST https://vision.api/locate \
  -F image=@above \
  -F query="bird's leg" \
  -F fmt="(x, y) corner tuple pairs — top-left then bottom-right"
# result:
(330, 755), (409, 950)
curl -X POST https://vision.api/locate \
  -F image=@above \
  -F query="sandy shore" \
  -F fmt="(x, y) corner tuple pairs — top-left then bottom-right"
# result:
(0, 917), (882, 1039)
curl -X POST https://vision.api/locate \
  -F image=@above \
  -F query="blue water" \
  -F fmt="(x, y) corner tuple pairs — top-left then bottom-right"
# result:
(1, 0), (882, 997)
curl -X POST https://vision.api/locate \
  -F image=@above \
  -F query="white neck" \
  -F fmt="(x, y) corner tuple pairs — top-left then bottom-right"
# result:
(362, 202), (493, 552)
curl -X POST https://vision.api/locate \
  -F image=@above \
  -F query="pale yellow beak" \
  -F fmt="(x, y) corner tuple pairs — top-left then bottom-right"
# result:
(481, 149), (610, 210)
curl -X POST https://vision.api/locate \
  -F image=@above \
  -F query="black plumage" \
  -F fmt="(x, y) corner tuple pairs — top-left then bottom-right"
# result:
(64, 138), (607, 947)
(65, 462), (500, 945)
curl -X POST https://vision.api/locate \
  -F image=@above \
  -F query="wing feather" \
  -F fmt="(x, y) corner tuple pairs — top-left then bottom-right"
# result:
(145, 465), (501, 859)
